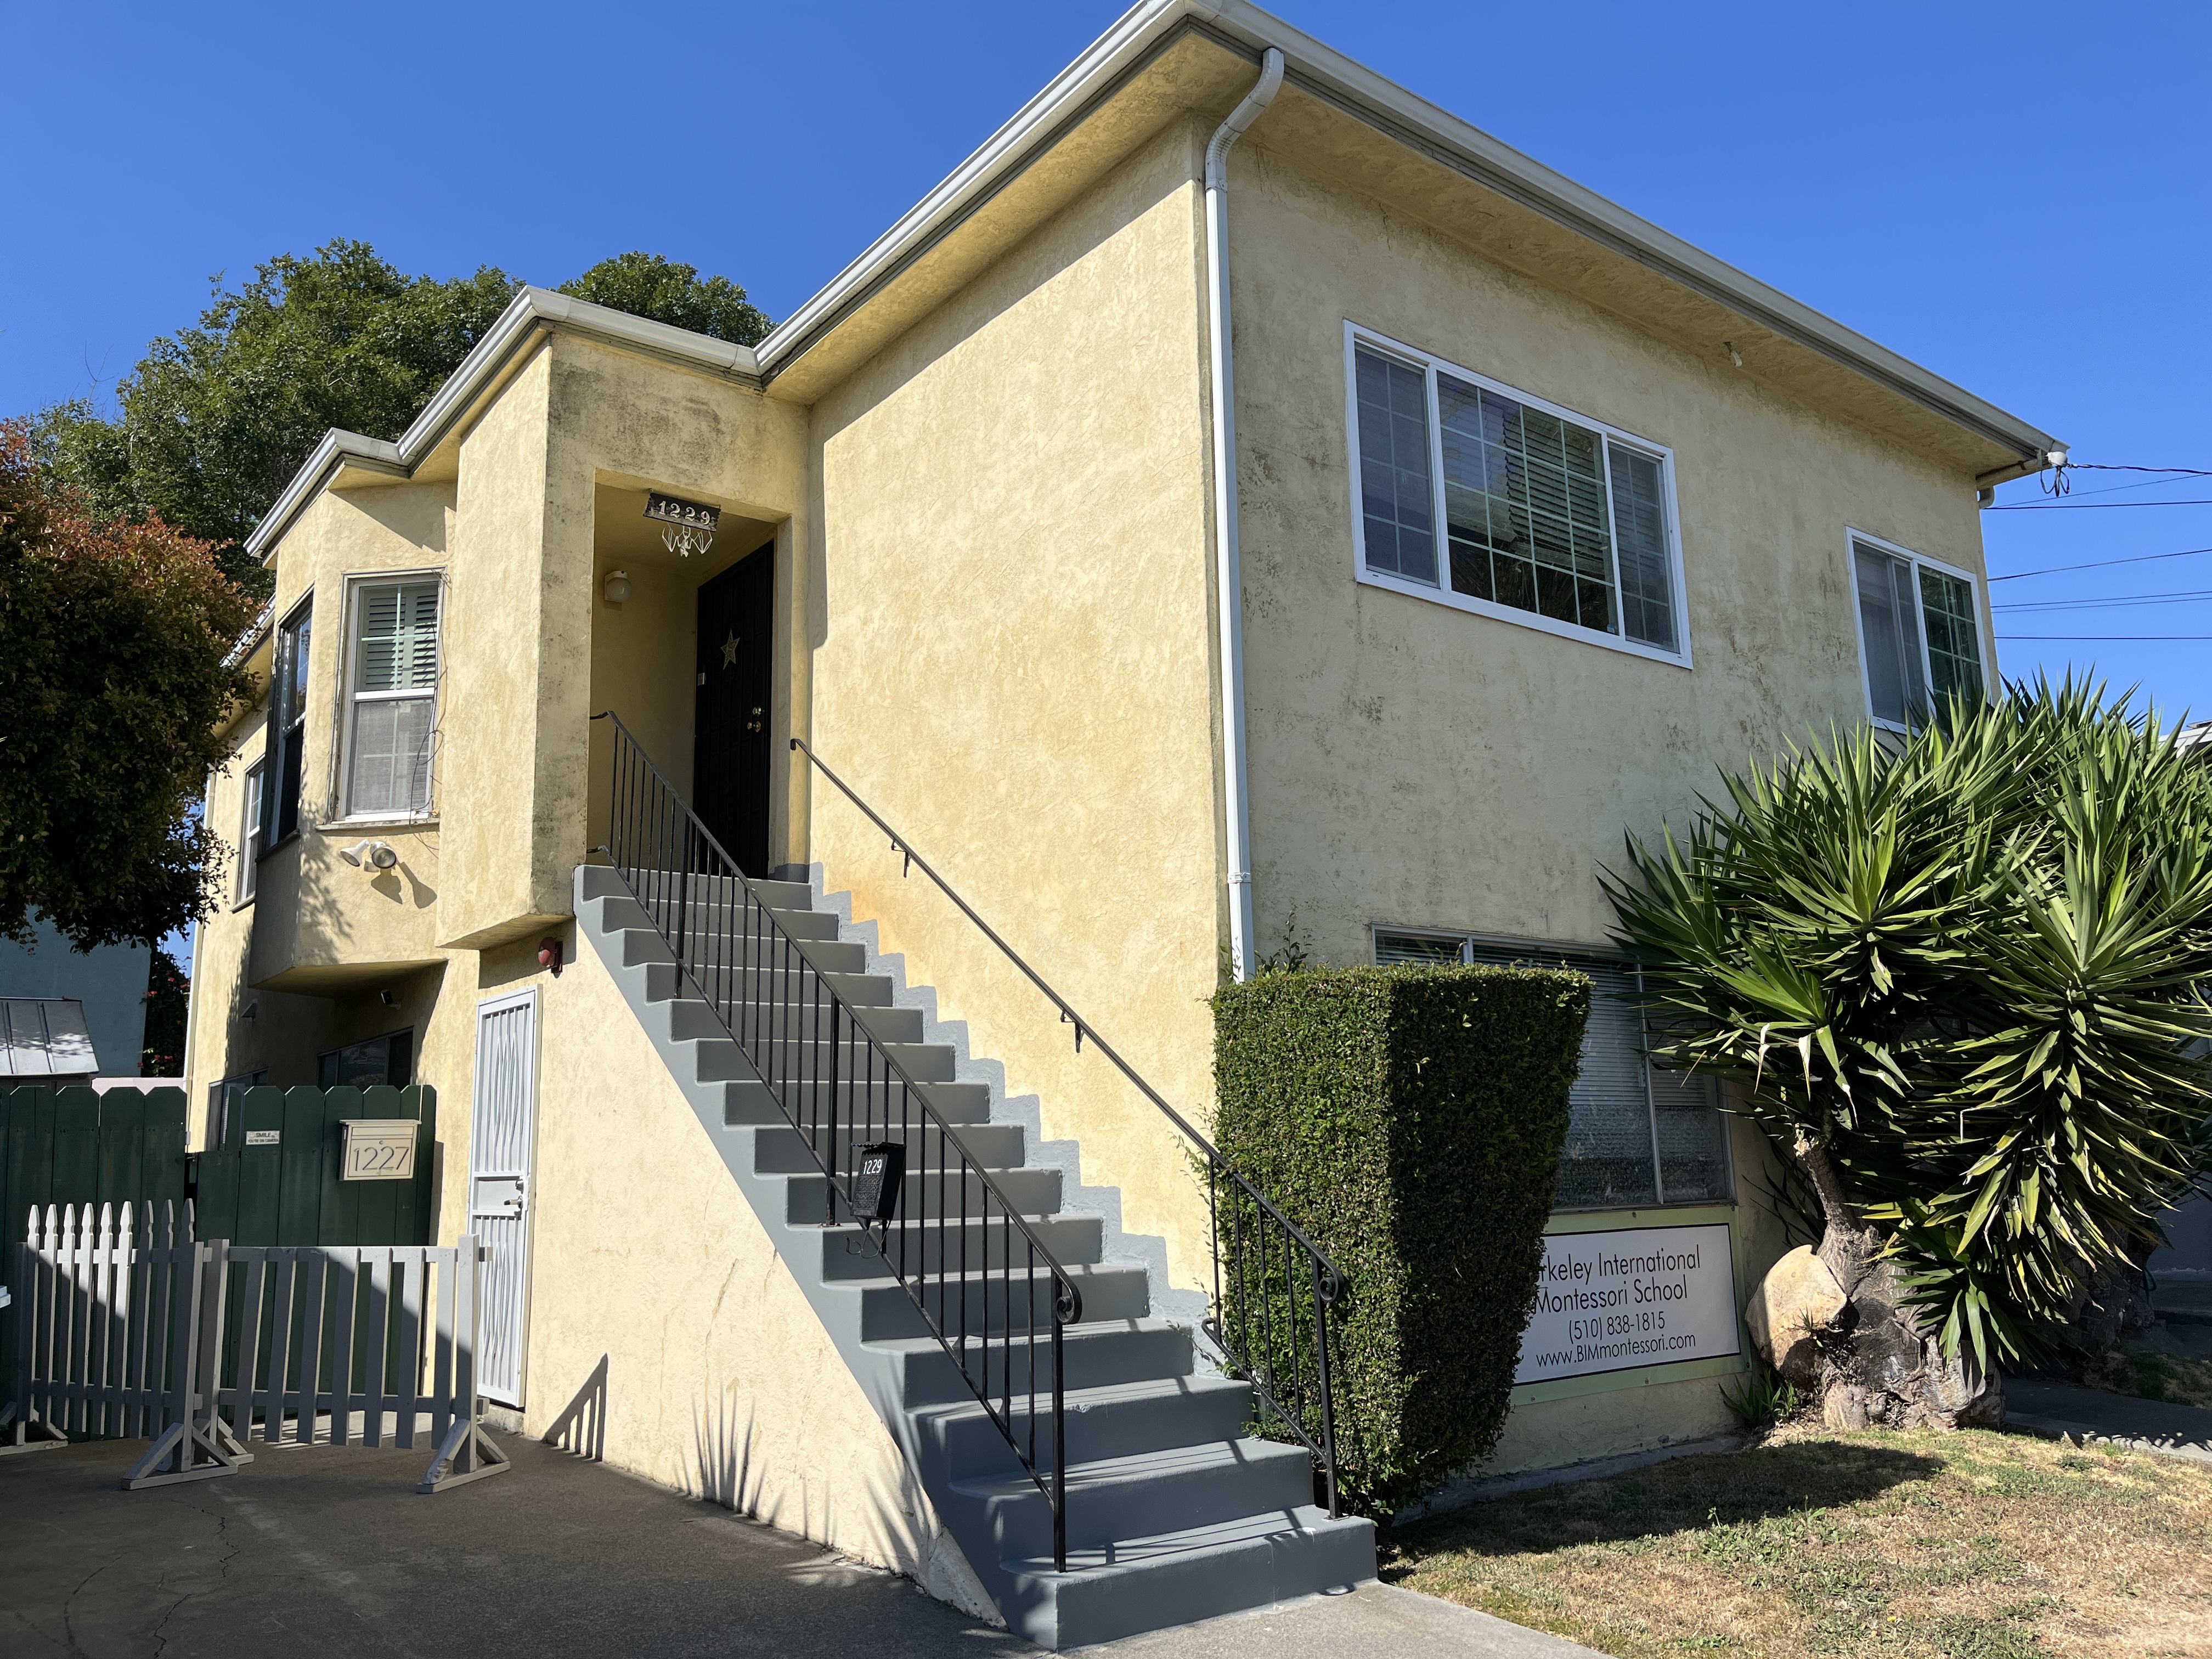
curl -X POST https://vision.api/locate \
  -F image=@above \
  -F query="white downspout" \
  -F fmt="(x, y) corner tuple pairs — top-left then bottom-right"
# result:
(1206, 46), (1283, 983)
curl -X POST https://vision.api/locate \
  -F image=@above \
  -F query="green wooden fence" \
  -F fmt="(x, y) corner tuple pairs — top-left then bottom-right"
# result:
(5, 1083), (441, 1435)
(3, 1086), (190, 1245)
(195, 1085), (437, 1248)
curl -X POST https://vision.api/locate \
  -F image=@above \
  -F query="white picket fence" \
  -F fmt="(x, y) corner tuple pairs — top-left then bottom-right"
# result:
(5, 1202), (509, 1493)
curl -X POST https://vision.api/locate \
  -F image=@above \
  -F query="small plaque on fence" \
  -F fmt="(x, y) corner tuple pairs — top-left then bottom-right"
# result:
(245, 1128), (280, 1147)
(340, 1119), (417, 1181)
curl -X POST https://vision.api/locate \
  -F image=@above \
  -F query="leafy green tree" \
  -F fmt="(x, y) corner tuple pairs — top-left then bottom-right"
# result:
(0, 419), (258, 949)
(33, 242), (772, 595)
(556, 251), (771, 345)
(35, 242), (517, 590)
(1606, 682), (2212, 1418)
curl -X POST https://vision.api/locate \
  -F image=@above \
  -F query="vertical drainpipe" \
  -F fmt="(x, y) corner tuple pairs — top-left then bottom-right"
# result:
(1206, 46), (1283, 983)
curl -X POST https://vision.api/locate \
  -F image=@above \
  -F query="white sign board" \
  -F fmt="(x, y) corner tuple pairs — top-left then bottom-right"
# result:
(340, 1119), (417, 1182)
(1514, 1222), (1740, 1385)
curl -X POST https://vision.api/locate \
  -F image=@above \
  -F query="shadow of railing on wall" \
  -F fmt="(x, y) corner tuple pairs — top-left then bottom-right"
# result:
(542, 1353), (608, 1461)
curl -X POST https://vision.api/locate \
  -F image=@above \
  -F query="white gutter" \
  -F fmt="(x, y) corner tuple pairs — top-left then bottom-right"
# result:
(1205, 46), (1282, 983)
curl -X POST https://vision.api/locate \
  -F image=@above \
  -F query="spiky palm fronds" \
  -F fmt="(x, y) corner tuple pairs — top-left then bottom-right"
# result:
(1605, 678), (2212, 1367)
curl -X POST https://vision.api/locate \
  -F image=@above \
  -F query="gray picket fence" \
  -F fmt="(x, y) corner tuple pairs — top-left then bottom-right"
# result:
(4, 1202), (507, 1493)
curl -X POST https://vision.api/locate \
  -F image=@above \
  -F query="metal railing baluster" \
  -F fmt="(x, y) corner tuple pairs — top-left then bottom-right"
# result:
(589, 712), (1082, 1556)
(786, 736), (1346, 1517)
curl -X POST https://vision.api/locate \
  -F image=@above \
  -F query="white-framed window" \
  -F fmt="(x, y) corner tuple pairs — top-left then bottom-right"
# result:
(341, 575), (442, 819)
(1346, 324), (1691, 665)
(237, 758), (266, 902)
(1374, 930), (1733, 1211)
(1847, 531), (1987, 731)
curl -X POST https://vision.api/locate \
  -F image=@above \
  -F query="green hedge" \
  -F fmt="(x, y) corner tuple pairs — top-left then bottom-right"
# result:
(1212, 964), (1588, 1516)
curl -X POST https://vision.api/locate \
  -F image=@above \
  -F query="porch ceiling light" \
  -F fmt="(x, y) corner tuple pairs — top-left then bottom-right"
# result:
(644, 490), (719, 558)
(603, 569), (631, 607)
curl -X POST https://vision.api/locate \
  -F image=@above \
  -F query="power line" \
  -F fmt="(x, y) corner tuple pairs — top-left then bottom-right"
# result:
(2062, 464), (2212, 477)
(1996, 590), (2212, 611)
(1989, 546), (2212, 582)
(1988, 499), (2212, 511)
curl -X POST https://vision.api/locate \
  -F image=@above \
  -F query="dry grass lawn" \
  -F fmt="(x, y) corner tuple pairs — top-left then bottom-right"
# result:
(1385, 1424), (2212, 1658)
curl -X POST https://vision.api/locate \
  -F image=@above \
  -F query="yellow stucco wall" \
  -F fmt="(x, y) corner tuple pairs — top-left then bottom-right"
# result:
(800, 119), (1227, 1297)
(1227, 138), (1991, 965)
(513, 931), (994, 1616)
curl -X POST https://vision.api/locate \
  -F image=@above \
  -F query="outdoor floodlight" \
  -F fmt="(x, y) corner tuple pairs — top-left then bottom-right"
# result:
(340, 839), (399, 871)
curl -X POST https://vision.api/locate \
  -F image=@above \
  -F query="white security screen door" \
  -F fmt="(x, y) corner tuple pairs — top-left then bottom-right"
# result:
(470, 987), (540, 1406)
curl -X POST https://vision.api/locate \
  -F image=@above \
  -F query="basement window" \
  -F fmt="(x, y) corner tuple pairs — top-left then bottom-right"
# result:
(1849, 533), (1987, 730)
(1348, 325), (1689, 664)
(342, 577), (442, 819)
(1374, 932), (1733, 1211)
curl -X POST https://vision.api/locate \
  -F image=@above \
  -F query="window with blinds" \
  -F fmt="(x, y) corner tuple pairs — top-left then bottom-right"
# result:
(1350, 331), (1686, 661)
(347, 579), (441, 817)
(1374, 932), (1732, 1211)
(1851, 537), (1985, 730)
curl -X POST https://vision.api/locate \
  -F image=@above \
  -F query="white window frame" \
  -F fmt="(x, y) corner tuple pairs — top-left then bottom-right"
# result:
(1844, 528), (1990, 735)
(236, 755), (266, 905)
(1344, 322), (1694, 669)
(332, 568), (445, 826)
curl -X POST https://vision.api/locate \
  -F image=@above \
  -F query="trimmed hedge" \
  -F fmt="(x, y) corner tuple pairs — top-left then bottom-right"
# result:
(1212, 964), (1588, 1516)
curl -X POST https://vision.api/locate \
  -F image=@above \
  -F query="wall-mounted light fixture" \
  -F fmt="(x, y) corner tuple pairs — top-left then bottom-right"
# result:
(379, 988), (399, 1008)
(603, 569), (631, 607)
(240, 998), (259, 1024)
(340, 839), (399, 871)
(538, 937), (564, 978)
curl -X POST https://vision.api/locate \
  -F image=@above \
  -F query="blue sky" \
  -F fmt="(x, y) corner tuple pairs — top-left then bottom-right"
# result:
(7, 1), (2205, 730)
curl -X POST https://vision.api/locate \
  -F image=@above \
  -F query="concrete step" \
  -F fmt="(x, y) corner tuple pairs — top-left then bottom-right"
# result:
(750, 1122), (1027, 1175)
(715, 1076), (994, 1127)
(785, 1163), (1062, 1224)
(870, 1319), (1196, 1408)
(852, 1262), (1150, 1341)
(952, 1436), (1318, 1553)
(816, 1214), (1105, 1280)
(1001, 1507), (1377, 1647)
(635, 957), (897, 1007)
(923, 1374), (1254, 1473)
(663, 997), (925, 1047)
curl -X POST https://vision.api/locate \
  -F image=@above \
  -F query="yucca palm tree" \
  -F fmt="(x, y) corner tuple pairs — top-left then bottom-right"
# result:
(1606, 679), (2211, 1420)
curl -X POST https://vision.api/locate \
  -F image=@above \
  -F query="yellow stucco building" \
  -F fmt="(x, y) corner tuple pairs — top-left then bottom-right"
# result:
(181, 2), (2060, 1645)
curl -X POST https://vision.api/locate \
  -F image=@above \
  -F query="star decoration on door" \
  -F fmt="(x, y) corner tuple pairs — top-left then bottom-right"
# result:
(720, 630), (739, 668)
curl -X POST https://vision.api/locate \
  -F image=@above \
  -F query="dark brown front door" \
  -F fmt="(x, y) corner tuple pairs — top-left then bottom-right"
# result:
(694, 542), (775, 877)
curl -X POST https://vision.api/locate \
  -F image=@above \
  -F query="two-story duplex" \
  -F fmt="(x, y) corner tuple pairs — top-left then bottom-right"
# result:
(180, 1), (2061, 1645)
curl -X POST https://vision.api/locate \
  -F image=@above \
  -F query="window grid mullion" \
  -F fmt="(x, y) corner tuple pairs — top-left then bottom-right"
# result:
(1425, 364), (1452, 594)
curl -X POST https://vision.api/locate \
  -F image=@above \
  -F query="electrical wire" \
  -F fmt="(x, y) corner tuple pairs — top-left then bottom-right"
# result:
(1988, 499), (2212, 511)
(1996, 591), (2212, 611)
(1988, 546), (2212, 582)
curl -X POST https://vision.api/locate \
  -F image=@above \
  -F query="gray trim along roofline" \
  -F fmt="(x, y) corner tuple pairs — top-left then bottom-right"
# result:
(247, 0), (2058, 563)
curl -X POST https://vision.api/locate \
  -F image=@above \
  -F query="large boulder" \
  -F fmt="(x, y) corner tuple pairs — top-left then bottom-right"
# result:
(1745, 1245), (1848, 1387)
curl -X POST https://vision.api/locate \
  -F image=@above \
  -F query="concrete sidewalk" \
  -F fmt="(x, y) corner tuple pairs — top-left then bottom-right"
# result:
(0, 1433), (1602, 1658)
(2007, 1378), (2212, 1465)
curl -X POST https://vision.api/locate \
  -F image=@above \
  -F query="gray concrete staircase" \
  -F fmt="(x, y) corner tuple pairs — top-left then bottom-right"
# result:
(574, 864), (1375, 1648)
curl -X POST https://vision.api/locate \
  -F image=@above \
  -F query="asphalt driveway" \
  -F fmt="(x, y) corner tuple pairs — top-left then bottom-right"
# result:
(0, 1432), (1598, 1658)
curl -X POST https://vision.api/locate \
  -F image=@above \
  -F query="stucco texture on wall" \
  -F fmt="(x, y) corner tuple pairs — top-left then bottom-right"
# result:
(1224, 140), (1993, 967)
(521, 932), (993, 1617)
(800, 120), (1226, 1295)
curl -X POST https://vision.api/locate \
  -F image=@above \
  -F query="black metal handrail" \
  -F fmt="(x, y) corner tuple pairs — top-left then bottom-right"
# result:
(791, 736), (1347, 1516)
(591, 713), (1079, 1570)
